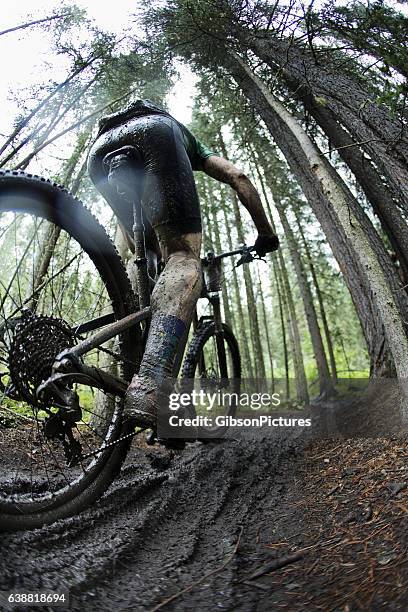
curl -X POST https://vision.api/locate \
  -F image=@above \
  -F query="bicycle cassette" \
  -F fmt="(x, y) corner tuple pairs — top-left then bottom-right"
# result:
(8, 312), (75, 408)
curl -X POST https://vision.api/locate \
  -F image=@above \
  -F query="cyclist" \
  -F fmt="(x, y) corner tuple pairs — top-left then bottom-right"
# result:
(87, 99), (279, 431)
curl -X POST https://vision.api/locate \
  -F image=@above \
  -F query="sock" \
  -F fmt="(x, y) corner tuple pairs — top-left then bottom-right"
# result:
(138, 314), (186, 383)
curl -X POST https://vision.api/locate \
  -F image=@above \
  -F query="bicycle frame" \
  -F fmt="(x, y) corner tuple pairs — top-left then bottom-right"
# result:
(42, 246), (257, 407)
(132, 179), (151, 310)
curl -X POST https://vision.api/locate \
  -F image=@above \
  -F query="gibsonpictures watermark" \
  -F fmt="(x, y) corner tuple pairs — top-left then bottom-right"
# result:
(155, 383), (313, 438)
(168, 413), (312, 428)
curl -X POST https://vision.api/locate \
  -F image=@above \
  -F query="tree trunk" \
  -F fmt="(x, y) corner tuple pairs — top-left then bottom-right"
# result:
(91, 225), (129, 435)
(293, 208), (338, 383)
(277, 253), (309, 403)
(245, 147), (308, 392)
(305, 102), (408, 284)
(27, 224), (62, 309)
(256, 266), (275, 383)
(230, 191), (266, 378)
(5, 86), (139, 170)
(228, 52), (408, 377)
(250, 143), (334, 391)
(221, 201), (255, 378)
(258, 183), (309, 402)
(206, 181), (233, 326)
(273, 260), (290, 400)
(273, 261), (290, 399)
(252, 143), (338, 385)
(277, 204), (335, 398)
(0, 13), (69, 37)
(246, 35), (408, 208)
(13, 80), (96, 170)
(0, 58), (98, 159)
(217, 131), (266, 378)
(26, 157), (88, 307)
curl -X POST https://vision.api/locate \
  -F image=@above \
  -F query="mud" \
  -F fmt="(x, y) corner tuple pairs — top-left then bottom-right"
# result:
(0, 426), (308, 611)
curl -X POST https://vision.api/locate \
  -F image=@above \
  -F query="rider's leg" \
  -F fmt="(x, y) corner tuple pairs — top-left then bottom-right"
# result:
(124, 231), (202, 426)
(88, 115), (202, 428)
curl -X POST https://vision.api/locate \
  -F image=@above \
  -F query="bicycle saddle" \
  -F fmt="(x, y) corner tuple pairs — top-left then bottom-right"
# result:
(102, 145), (141, 170)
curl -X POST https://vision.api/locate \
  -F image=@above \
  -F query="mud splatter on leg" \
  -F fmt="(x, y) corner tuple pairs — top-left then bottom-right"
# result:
(125, 232), (202, 424)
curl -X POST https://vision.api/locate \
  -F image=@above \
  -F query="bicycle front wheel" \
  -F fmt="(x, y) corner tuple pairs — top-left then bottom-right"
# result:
(0, 171), (141, 530)
(181, 321), (241, 438)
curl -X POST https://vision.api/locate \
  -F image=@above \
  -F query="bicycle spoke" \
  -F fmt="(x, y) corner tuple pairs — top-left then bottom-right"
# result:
(0, 403), (35, 423)
(43, 439), (71, 487)
(79, 418), (106, 441)
(81, 402), (118, 427)
(34, 418), (52, 493)
(0, 196), (135, 518)
(0, 219), (39, 314)
(0, 278), (21, 312)
(13, 220), (24, 307)
(29, 427), (34, 500)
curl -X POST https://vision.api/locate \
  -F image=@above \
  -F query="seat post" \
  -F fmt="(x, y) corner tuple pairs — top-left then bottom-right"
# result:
(131, 190), (150, 310)
(103, 146), (150, 310)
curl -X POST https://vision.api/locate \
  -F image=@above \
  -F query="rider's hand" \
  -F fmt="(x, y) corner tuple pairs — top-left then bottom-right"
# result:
(254, 233), (280, 257)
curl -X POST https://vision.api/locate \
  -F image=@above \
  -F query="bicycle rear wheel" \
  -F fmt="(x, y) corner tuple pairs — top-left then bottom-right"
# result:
(181, 321), (241, 438)
(0, 171), (141, 530)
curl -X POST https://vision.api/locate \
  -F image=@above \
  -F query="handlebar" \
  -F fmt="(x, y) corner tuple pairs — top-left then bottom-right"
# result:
(202, 244), (263, 267)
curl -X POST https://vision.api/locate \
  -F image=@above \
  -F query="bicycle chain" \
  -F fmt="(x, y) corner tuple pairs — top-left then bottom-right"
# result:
(6, 310), (138, 401)
(78, 428), (140, 461)
(5, 311), (146, 463)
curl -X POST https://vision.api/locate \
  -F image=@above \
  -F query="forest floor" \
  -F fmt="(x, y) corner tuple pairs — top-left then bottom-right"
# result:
(1, 408), (408, 611)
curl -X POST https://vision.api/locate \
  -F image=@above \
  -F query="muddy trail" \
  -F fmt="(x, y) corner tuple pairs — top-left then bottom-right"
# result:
(2, 414), (408, 612)
(1, 426), (308, 612)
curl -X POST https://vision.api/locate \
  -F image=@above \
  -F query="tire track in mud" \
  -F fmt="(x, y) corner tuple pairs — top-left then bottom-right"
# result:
(1, 428), (308, 611)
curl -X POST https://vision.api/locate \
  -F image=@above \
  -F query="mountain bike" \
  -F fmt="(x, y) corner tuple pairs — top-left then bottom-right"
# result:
(0, 153), (261, 531)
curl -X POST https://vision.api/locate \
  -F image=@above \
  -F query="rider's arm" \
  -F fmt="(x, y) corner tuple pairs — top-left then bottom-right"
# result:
(202, 156), (279, 254)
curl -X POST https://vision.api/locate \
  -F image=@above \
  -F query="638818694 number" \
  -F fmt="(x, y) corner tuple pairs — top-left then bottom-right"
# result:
(0, 591), (69, 608)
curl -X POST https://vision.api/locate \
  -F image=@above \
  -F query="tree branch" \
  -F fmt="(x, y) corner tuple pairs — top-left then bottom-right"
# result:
(0, 13), (69, 37)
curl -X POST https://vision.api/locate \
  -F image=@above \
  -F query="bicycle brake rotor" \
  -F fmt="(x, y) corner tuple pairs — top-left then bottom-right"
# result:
(8, 312), (75, 408)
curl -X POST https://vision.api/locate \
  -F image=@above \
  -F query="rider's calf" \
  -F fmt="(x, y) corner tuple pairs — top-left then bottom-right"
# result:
(136, 232), (202, 384)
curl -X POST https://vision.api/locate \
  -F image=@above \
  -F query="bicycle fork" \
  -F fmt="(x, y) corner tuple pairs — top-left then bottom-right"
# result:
(211, 295), (229, 380)
(204, 253), (229, 380)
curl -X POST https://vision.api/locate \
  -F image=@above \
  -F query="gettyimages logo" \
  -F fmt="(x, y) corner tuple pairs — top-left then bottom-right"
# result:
(168, 389), (282, 411)
(156, 379), (313, 439)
